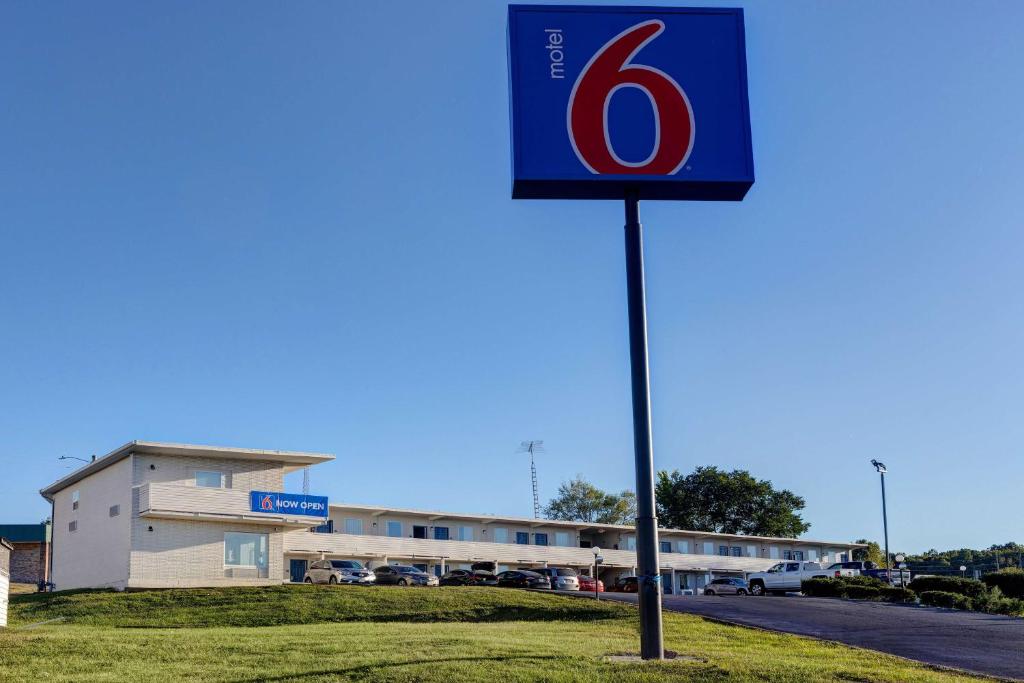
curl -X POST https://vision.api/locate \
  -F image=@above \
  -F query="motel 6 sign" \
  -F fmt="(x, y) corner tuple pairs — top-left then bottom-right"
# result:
(508, 5), (753, 200)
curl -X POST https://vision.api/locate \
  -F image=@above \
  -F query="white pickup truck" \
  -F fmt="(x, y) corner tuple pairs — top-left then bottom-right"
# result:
(746, 561), (855, 596)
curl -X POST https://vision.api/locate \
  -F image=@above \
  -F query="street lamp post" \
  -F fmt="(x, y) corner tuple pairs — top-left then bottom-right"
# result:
(592, 547), (603, 601)
(870, 460), (890, 582)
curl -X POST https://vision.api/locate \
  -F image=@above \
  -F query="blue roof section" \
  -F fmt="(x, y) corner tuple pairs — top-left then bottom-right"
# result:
(0, 523), (50, 543)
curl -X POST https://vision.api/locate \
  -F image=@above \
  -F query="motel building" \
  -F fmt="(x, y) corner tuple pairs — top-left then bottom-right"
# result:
(41, 442), (861, 594)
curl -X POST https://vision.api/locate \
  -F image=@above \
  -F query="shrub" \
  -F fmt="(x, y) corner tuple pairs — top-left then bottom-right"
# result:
(909, 576), (987, 599)
(920, 590), (972, 610)
(802, 578), (844, 597)
(841, 574), (887, 588)
(982, 569), (1024, 599)
(845, 585), (881, 600)
(877, 587), (916, 603)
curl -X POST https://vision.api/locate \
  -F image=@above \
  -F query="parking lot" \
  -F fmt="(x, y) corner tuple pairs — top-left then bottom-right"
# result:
(596, 592), (1024, 680)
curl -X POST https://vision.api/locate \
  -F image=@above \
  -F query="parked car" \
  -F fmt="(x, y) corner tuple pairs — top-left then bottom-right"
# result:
(746, 561), (838, 595)
(577, 575), (604, 592)
(373, 564), (439, 586)
(495, 570), (551, 589)
(606, 576), (639, 593)
(528, 567), (580, 591)
(303, 559), (376, 585)
(439, 569), (497, 586)
(703, 577), (749, 596)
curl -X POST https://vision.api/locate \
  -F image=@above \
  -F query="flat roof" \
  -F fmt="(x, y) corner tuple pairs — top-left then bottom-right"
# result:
(0, 523), (51, 543)
(328, 501), (864, 549)
(40, 441), (335, 500)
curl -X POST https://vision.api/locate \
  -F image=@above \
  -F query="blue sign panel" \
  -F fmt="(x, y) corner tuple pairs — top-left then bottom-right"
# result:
(508, 5), (753, 200)
(250, 491), (328, 519)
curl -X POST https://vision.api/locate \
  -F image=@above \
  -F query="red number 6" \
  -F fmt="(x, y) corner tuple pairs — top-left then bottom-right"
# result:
(568, 20), (694, 175)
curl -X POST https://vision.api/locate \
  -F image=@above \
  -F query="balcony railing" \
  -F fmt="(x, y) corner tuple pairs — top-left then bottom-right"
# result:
(136, 483), (324, 527)
(283, 531), (775, 573)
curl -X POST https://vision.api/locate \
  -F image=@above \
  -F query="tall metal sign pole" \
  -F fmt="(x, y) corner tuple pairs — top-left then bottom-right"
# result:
(624, 190), (663, 657)
(508, 5), (754, 659)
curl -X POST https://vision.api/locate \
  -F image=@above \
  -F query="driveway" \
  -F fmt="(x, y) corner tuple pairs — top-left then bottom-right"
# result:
(596, 593), (1024, 680)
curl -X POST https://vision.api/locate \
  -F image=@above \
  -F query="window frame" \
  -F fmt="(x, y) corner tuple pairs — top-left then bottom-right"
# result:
(493, 527), (509, 543)
(433, 526), (450, 541)
(534, 532), (548, 546)
(386, 520), (402, 538)
(344, 518), (363, 535)
(515, 531), (530, 545)
(223, 531), (268, 569)
(555, 531), (570, 547)
(195, 470), (225, 489)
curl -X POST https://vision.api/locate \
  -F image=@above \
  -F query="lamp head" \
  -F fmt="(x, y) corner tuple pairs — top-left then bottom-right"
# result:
(592, 546), (601, 556)
(870, 459), (887, 473)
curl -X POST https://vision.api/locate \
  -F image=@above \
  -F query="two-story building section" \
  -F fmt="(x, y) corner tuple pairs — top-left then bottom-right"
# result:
(40, 441), (333, 590)
(283, 503), (862, 594)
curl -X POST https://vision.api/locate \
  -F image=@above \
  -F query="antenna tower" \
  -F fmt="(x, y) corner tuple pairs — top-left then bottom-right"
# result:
(518, 440), (544, 518)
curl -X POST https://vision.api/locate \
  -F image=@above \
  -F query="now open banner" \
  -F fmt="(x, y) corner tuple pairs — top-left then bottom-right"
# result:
(249, 491), (329, 518)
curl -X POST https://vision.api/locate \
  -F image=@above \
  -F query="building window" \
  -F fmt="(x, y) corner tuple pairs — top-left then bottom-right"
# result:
(434, 526), (450, 540)
(493, 528), (508, 543)
(413, 525), (427, 539)
(313, 519), (334, 534)
(747, 545), (757, 558)
(534, 533), (548, 546)
(703, 542), (714, 555)
(793, 550), (804, 561)
(555, 532), (570, 547)
(68, 520), (77, 532)
(660, 541), (672, 553)
(730, 546), (742, 557)
(677, 541), (690, 554)
(783, 550), (793, 560)
(109, 505), (120, 517)
(344, 518), (363, 535)
(770, 546), (780, 559)
(195, 471), (224, 488)
(808, 549), (819, 561)
(72, 490), (80, 511)
(515, 531), (529, 545)
(386, 521), (402, 538)
(626, 536), (637, 551)
(717, 545), (728, 556)
(224, 532), (268, 568)
(458, 526), (473, 542)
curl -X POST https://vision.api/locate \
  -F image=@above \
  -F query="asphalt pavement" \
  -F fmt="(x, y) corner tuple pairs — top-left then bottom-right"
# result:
(594, 592), (1024, 680)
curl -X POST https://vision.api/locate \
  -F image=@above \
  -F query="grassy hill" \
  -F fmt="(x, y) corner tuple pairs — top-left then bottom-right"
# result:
(1, 586), (988, 682)
(9, 584), (626, 628)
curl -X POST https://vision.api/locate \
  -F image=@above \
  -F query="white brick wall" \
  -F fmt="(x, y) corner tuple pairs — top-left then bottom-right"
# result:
(129, 518), (285, 588)
(133, 454), (284, 491)
(51, 457), (133, 590)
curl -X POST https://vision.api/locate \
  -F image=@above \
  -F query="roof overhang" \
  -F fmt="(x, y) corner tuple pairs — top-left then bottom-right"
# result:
(40, 441), (335, 500)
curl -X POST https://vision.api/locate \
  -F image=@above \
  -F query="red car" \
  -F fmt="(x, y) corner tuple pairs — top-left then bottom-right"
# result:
(577, 575), (604, 592)
(606, 576), (639, 593)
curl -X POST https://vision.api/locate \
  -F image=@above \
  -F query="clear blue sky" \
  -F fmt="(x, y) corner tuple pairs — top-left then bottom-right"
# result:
(2, 1), (1021, 554)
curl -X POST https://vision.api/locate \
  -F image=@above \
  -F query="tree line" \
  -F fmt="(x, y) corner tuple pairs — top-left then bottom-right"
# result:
(544, 465), (809, 538)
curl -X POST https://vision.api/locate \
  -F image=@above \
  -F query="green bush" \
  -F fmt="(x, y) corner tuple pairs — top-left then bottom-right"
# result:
(920, 590), (972, 610)
(801, 577), (844, 597)
(801, 577), (914, 603)
(845, 585), (881, 600)
(982, 569), (1024, 599)
(909, 576), (987, 599)
(840, 574), (887, 588)
(877, 587), (916, 603)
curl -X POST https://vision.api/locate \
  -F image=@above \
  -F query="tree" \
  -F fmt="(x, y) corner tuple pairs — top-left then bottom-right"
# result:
(656, 466), (810, 538)
(852, 539), (885, 566)
(544, 476), (636, 525)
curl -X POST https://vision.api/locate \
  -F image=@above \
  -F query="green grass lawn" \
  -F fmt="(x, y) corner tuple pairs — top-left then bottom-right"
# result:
(0, 586), (988, 682)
